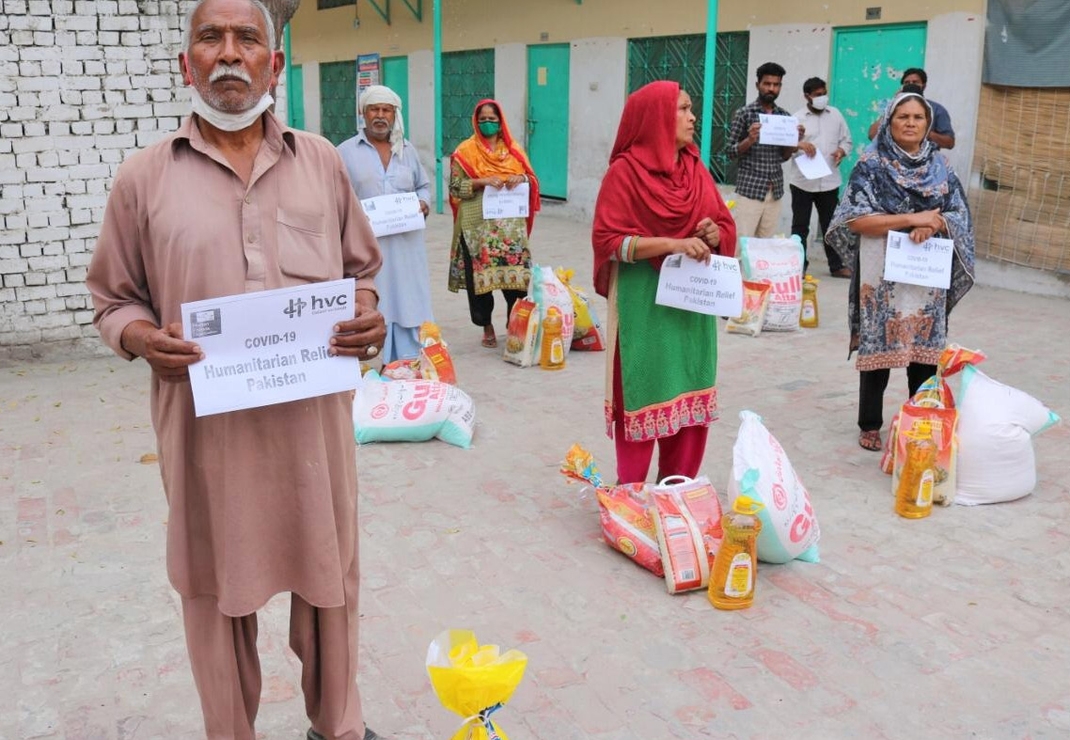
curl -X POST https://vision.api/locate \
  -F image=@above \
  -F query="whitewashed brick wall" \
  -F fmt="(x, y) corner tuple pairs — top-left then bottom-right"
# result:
(0, 0), (290, 361)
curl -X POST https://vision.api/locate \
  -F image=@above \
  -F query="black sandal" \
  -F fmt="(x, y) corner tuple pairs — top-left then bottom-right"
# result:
(859, 430), (882, 452)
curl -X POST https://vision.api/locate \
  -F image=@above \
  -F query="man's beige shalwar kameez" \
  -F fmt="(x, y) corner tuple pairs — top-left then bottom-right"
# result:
(88, 113), (381, 739)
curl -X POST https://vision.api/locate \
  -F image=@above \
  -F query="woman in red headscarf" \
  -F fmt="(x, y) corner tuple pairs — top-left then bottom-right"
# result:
(592, 81), (737, 484)
(448, 99), (541, 348)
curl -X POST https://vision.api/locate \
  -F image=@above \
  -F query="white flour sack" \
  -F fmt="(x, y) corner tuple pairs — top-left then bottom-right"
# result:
(728, 410), (820, 563)
(353, 371), (476, 449)
(738, 236), (805, 331)
(953, 366), (1061, 505)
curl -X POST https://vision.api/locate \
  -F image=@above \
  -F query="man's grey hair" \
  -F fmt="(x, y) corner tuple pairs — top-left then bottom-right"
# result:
(182, 0), (276, 54)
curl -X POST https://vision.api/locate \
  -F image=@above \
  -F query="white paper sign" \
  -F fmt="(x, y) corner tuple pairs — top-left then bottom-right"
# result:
(360, 192), (425, 238)
(883, 231), (954, 289)
(181, 278), (361, 417)
(655, 254), (744, 317)
(482, 182), (530, 219)
(794, 148), (833, 180)
(758, 114), (800, 146)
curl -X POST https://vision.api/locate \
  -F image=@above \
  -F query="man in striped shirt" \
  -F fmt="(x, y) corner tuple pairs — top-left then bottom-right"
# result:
(726, 61), (804, 238)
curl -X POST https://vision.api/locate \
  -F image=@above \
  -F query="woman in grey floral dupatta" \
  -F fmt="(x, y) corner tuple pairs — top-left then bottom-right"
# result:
(826, 91), (975, 452)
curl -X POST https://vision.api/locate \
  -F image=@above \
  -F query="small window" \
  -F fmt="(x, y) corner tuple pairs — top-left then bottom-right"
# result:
(317, 0), (354, 9)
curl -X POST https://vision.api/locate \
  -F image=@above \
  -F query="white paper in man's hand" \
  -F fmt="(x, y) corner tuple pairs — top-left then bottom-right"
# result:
(181, 279), (361, 417)
(360, 192), (425, 237)
(758, 114), (800, 146)
(794, 148), (833, 180)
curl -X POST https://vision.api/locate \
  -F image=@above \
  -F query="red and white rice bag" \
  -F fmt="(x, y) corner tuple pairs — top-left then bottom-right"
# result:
(503, 297), (539, 367)
(650, 476), (724, 594)
(725, 279), (774, 337)
(595, 483), (664, 577)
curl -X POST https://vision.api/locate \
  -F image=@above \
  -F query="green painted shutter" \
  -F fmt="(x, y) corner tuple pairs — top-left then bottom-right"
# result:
(627, 32), (749, 185)
(381, 55), (410, 136)
(320, 59), (357, 145)
(288, 64), (305, 130)
(442, 49), (495, 154)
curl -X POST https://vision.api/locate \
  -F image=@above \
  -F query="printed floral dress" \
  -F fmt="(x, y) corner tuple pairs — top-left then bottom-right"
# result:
(447, 159), (531, 295)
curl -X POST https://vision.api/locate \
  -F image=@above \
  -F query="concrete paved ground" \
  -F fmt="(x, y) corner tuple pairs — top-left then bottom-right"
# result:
(2, 207), (1069, 739)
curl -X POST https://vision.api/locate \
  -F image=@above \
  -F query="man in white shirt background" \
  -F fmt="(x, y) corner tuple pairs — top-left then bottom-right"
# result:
(789, 76), (853, 277)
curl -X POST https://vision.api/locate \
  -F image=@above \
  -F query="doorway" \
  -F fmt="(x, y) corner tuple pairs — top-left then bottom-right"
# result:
(830, 23), (927, 177)
(526, 44), (570, 199)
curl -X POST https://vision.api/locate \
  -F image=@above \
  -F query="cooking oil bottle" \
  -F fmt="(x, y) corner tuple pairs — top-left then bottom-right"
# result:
(799, 274), (819, 328)
(708, 495), (764, 610)
(894, 420), (937, 519)
(539, 306), (565, 371)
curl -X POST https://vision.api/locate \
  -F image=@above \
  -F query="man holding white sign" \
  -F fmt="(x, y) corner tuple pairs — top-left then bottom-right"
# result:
(87, 1), (388, 737)
(789, 76), (853, 278)
(727, 61), (806, 238)
(338, 84), (434, 362)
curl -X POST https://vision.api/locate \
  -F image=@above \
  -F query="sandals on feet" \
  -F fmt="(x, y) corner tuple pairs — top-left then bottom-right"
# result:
(307, 726), (383, 740)
(859, 430), (882, 452)
(481, 334), (497, 348)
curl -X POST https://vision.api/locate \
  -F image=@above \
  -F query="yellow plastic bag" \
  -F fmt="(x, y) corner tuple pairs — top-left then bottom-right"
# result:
(554, 267), (605, 351)
(426, 629), (528, 740)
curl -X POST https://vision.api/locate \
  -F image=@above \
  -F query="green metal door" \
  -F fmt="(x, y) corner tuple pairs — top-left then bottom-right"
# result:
(442, 49), (494, 154)
(320, 59), (357, 145)
(288, 64), (305, 130)
(526, 44), (570, 199)
(628, 32), (749, 185)
(831, 23), (927, 179)
(381, 55), (410, 134)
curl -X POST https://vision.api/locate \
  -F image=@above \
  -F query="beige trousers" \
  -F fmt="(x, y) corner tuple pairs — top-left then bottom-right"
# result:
(181, 557), (365, 740)
(732, 188), (783, 239)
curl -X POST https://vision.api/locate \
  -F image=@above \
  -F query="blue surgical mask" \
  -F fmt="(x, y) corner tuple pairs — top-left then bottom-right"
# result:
(478, 121), (501, 137)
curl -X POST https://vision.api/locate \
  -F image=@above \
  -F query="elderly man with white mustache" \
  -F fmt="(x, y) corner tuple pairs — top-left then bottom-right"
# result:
(338, 86), (435, 363)
(86, 0), (388, 737)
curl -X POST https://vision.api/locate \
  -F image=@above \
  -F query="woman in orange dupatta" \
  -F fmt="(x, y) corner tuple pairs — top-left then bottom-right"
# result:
(448, 99), (541, 348)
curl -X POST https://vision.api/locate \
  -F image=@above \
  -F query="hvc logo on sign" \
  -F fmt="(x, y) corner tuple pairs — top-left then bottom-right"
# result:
(284, 291), (348, 319)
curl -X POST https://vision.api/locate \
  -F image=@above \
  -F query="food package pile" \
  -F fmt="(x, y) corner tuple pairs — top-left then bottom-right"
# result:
(882, 345), (1061, 506)
(381, 322), (457, 384)
(561, 445), (723, 594)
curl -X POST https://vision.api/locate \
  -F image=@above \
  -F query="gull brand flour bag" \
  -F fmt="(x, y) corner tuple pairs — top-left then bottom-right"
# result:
(738, 236), (805, 332)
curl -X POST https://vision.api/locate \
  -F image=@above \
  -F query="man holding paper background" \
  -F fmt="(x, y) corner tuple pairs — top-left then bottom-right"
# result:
(339, 85), (435, 363)
(727, 61), (804, 238)
(789, 76), (853, 277)
(87, 0), (388, 737)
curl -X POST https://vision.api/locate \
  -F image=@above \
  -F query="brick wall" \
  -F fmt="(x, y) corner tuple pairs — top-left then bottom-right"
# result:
(0, 0), (290, 361)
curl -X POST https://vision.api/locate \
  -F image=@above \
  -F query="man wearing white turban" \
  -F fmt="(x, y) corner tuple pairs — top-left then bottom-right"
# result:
(338, 85), (435, 362)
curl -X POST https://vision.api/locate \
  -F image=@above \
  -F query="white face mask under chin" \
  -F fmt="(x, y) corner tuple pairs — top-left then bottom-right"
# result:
(190, 88), (274, 132)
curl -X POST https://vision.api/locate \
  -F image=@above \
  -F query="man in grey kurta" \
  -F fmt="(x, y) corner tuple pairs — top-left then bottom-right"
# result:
(338, 85), (434, 363)
(86, 0), (387, 738)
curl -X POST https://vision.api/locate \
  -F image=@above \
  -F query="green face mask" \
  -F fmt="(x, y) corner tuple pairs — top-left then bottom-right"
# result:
(478, 121), (501, 137)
